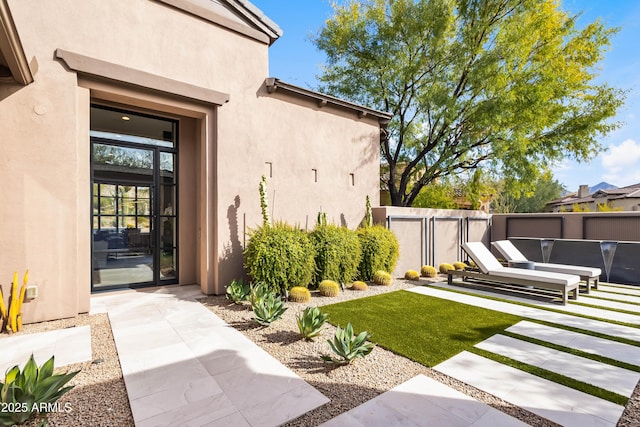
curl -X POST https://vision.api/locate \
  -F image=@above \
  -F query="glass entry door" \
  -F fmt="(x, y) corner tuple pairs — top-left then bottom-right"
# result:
(91, 105), (177, 291)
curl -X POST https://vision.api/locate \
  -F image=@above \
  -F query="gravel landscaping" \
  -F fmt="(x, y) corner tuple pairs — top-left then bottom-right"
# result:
(2, 278), (639, 426)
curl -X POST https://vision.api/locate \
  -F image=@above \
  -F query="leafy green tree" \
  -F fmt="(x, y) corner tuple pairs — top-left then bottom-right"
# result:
(314, 0), (624, 206)
(491, 172), (565, 213)
(412, 181), (458, 209)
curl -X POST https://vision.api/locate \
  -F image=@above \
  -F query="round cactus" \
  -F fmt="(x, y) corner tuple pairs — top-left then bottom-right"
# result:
(318, 280), (340, 297)
(289, 286), (311, 303)
(439, 263), (455, 274)
(372, 270), (393, 286)
(453, 261), (467, 271)
(420, 265), (437, 278)
(404, 270), (420, 280)
(350, 281), (369, 291)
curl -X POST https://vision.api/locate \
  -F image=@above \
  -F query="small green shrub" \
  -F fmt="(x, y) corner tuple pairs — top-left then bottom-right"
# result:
(0, 355), (79, 426)
(244, 222), (315, 296)
(453, 261), (467, 271)
(439, 263), (455, 274)
(321, 323), (375, 364)
(372, 270), (392, 286)
(356, 225), (399, 281)
(404, 270), (420, 280)
(289, 286), (311, 303)
(225, 279), (250, 304)
(420, 265), (437, 278)
(467, 259), (477, 268)
(252, 292), (288, 326)
(318, 280), (340, 297)
(296, 306), (328, 341)
(350, 281), (368, 291)
(310, 224), (361, 287)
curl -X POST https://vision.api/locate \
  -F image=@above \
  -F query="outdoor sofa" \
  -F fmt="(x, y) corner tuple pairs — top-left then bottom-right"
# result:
(447, 242), (580, 305)
(492, 240), (601, 293)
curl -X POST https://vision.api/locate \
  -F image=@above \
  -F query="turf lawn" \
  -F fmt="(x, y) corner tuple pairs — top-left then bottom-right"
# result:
(321, 289), (522, 367)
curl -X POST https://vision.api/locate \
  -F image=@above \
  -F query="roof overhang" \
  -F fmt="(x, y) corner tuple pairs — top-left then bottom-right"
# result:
(265, 78), (392, 125)
(56, 49), (229, 106)
(0, 0), (35, 85)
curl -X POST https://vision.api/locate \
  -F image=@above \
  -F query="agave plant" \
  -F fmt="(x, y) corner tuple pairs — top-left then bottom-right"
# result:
(225, 279), (250, 304)
(252, 292), (287, 326)
(296, 307), (328, 341)
(321, 322), (375, 365)
(249, 281), (271, 308)
(0, 354), (79, 426)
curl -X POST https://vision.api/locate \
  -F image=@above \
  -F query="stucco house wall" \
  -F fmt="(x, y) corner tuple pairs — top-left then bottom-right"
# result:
(0, 0), (386, 323)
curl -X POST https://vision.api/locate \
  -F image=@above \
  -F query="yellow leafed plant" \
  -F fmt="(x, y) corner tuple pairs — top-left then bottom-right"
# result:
(1, 270), (28, 333)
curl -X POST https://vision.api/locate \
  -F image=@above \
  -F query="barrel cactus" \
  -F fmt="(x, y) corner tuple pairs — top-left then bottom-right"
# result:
(289, 286), (311, 303)
(453, 261), (467, 271)
(439, 263), (455, 274)
(318, 280), (340, 297)
(420, 265), (437, 278)
(404, 270), (420, 280)
(350, 281), (368, 291)
(372, 270), (392, 286)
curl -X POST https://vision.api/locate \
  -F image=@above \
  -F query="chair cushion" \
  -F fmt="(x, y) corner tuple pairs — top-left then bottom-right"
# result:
(492, 240), (527, 262)
(533, 263), (601, 278)
(490, 267), (580, 286)
(462, 242), (504, 273)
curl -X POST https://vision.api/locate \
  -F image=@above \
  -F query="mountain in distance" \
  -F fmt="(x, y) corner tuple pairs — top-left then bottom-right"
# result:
(589, 181), (617, 193)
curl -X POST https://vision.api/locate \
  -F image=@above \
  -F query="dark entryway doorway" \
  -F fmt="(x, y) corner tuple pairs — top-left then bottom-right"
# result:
(90, 105), (178, 291)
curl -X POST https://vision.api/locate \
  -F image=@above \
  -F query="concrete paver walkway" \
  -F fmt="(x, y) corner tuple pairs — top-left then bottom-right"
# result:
(0, 326), (92, 373)
(91, 285), (329, 427)
(507, 320), (640, 366)
(435, 352), (625, 427)
(320, 374), (528, 427)
(408, 285), (640, 341)
(476, 333), (640, 397)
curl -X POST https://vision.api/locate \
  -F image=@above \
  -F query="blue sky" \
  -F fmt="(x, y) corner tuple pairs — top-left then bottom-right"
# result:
(251, 0), (640, 192)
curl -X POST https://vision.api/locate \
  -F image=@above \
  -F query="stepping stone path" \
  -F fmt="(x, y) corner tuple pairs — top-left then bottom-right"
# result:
(410, 283), (640, 426)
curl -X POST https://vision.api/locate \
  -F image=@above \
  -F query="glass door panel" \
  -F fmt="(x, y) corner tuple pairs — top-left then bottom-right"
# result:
(92, 144), (155, 289)
(91, 105), (178, 291)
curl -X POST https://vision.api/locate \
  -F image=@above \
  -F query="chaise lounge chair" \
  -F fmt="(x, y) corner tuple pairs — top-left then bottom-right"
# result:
(447, 242), (580, 305)
(492, 240), (601, 293)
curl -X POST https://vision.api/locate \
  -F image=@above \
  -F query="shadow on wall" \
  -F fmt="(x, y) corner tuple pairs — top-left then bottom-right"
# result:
(218, 195), (245, 289)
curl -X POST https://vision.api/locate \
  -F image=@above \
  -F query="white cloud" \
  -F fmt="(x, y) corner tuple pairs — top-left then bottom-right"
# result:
(601, 139), (640, 175)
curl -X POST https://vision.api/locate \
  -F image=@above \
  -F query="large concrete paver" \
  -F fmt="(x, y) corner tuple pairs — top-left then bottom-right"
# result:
(475, 333), (640, 397)
(0, 326), (92, 373)
(94, 285), (328, 427)
(506, 320), (640, 367)
(320, 374), (528, 427)
(435, 351), (625, 427)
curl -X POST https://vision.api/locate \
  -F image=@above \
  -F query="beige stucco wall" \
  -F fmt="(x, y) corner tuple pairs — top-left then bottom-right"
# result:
(373, 207), (490, 277)
(0, 0), (383, 322)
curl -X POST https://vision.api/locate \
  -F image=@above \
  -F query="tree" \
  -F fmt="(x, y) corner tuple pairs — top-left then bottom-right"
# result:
(314, 0), (625, 206)
(491, 172), (565, 213)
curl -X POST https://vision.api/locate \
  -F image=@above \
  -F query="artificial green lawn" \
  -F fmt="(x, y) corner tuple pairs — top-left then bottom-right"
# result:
(321, 290), (522, 367)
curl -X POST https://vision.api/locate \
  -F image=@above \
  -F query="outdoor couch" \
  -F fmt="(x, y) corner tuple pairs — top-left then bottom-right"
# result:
(492, 240), (601, 293)
(447, 242), (580, 305)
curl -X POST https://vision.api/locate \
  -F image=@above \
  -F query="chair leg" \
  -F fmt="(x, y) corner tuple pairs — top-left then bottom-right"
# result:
(562, 290), (568, 305)
(594, 278), (599, 290)
(583, 277), (590, 294)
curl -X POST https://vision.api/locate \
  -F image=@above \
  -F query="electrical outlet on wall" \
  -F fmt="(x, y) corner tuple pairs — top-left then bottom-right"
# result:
(26, 285), (38, 299)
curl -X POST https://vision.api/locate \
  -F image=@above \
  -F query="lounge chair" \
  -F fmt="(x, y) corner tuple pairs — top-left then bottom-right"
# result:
(447, 242), (580, 305)
(492, 240), (601, 293)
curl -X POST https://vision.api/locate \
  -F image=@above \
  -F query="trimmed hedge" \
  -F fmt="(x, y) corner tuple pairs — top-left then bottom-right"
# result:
(244, 222), (315, 295)
(310, 224), (361, 287)
(356, 225), (400, 281)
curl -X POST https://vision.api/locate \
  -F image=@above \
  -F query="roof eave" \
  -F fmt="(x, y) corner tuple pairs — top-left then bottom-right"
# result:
(0, 0), (34, 86)
(265, 77), (392, 125)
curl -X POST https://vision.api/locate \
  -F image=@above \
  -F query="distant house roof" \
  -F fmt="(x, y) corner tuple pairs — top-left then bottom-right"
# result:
(546, 182), (640, 210)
